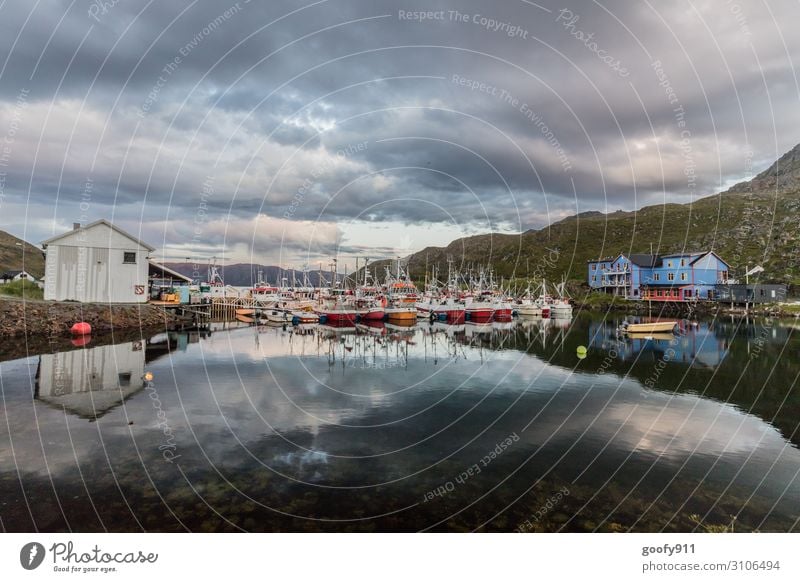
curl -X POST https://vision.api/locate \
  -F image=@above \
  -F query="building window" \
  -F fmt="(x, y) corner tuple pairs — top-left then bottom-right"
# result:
(592, 275), (596, 282)
(759, 288), (765, 297)
(721, 270), (728, 281)
(680, 273), (687, 281)
(123, 252), (137, 264)
(680, 259), (685, 267)
(667, 261), (673, 267)
(668, 273), (675, 281)
(654, 273), (660, 281)
(591, 264), (596, 271)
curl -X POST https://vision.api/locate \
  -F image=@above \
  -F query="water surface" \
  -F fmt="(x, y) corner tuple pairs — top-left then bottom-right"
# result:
(1, 313), (798, 532)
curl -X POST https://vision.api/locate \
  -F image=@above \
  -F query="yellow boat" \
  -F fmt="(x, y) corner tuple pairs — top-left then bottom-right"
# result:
(620, 321), (678, 334)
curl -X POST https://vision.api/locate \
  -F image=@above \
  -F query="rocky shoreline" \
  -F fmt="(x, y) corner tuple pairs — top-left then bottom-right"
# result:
(0, 298), (177, 339)
(574, 296), (800, 318)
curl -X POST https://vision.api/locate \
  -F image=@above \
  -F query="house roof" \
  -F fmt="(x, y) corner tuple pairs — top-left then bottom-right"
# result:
(148, 261), (192, 283)
(688, 250), (730, 268)
(660, 252), (704, 259)
(41, 219), (156, 252)
(628, 253), (659, 267)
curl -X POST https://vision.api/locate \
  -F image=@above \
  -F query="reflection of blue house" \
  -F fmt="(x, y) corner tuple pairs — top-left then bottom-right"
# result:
(587, 319), (729, 368)
(588, 251), (730, 302)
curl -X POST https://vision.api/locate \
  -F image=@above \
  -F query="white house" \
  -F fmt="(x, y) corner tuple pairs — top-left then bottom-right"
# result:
(0, 269), (36, 284)
(42, 219), (155, 303)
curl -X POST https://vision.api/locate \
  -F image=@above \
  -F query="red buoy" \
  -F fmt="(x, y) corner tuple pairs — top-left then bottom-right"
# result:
(71, 322), (92, 335)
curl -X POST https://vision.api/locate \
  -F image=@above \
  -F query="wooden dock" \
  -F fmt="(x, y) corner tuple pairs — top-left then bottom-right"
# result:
(150, 296), (272, 324)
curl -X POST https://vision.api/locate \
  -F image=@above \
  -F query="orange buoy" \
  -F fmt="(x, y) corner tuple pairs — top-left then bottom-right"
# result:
(71, 322), (92, 335)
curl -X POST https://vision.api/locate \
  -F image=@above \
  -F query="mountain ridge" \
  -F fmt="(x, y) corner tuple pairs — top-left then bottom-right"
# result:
(396, 142), (800, 285)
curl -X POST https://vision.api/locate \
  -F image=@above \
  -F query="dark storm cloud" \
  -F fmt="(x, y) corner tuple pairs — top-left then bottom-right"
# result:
(1, 0), (799, 261)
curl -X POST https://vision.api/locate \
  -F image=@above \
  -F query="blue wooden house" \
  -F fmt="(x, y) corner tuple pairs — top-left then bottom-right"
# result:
(588, 251), (730, 301)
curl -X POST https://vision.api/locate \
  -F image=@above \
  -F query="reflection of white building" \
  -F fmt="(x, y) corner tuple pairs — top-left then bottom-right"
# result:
(36, 341), (146, 418)
(41, 219), (154, 303)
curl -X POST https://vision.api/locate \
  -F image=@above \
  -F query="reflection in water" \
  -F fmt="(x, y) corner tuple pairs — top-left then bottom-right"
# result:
(36, 341), (146, 419)
(1, 314), (798, 532)
(588, 319), (730, 368)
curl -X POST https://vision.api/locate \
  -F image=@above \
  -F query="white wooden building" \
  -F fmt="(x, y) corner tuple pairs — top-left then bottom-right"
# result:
(42, 219), (155, 303)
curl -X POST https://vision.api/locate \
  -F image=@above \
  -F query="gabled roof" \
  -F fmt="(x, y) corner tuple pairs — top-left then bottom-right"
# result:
(688, 250), (730, 268)
(41, 219), (156, 251)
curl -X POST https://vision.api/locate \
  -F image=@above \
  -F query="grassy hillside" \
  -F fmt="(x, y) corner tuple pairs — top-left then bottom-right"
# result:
(398, 145), (800, 287)
(0, 230), (45, 278)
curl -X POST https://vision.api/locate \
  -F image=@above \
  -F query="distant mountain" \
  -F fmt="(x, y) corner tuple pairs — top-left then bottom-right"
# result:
(728, 143), (800, 193)
(0, 230), (45, 278)
(163, 262), (343, 287)
(394, 143), (800, 287)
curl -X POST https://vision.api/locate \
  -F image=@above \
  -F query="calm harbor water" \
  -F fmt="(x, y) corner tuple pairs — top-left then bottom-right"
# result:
(1, 313), (798, 532)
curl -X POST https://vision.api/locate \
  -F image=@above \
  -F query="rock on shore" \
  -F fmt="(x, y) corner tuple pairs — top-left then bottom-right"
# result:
(0, 298), (177, 338)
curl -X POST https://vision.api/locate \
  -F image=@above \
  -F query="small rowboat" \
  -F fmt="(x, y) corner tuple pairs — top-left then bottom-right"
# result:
(235, 308), (255, 316)
(619, 320), (678, 334)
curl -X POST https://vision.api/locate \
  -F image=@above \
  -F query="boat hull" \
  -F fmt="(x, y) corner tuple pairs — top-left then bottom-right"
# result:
(466, 307), (493, 322)
(359, 309), (385, 321)
(493, 307), (513, 321)
(385, 310), (417, 322)
(320, 311), (358, 324)
(624, 321), (678, 333)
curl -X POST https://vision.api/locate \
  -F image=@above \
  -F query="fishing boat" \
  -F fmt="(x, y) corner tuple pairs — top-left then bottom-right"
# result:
(384, 259), (419, 322)
(492, 296), (514, 320)
(315, 261), (359, 324)
(353, 259), (386, 320)
(251, 285), (281, 305)
(316, 303), (358, 324)
(618, 320), (678, 334)
(517, 302), (547, 317)
(550, 280), (573, 318)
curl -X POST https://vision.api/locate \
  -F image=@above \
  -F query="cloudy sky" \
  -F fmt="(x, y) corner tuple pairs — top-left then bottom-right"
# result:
(0, 0), (798, 269)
